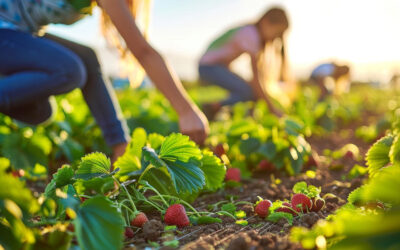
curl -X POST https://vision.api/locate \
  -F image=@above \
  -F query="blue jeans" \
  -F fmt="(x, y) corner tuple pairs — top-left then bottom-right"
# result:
(0, 29), (129, 146)
(198, 64), (255, 105)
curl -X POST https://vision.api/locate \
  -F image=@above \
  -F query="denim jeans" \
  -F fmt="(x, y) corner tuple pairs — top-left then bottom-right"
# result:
(198, 64), (255, 105)
(0, 29), (129, 146)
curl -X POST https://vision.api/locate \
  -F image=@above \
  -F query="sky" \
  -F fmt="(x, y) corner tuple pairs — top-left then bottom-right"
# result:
(47, 0), (400, 83)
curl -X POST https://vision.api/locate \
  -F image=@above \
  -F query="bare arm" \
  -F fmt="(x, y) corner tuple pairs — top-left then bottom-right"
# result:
(250, 55), (282, 116)
(98, 0), (208, 144)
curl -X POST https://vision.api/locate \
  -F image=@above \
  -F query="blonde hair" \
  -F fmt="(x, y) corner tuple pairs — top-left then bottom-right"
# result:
(255, 7), (295, 106)
(100, 0), (152, 88)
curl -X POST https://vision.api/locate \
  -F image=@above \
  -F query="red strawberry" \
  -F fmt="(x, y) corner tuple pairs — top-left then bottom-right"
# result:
(80, 197), (88, 203)
(67, 223), (75, 232)
(214, 143), (226, 158)
(306, 155), (319, 168)
(255, 200), (272, 218)
(124, 227), (134, 238)
(291, 194), (312, 213)
(225, 168), (241, 182)
(344, 150), (354, 160)
(258, 160), (274, 171)
(276, 202), (298, 216)
(130, 212), (148, 227)
(164, 204), (190, 227)
(11, 169), (25, 178)
(311, 197), (325, 212)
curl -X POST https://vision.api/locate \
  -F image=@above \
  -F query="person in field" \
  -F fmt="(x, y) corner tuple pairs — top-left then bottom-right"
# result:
(309, 62), (351, 99)
(198, 7), (293, 119)
(0, 0), (209, 160)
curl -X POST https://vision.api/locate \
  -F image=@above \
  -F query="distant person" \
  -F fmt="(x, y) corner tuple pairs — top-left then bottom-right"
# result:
(0, 0), (209, 161)
(198, 7), (292, 119)
(309, 62), (351, 99)
(389, 73), (400, 90)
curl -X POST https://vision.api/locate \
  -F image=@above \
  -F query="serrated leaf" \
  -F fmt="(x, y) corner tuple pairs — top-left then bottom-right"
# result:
(366, 135), (394, 177)
(74, 177), (115, 195)
(293, 181), (308, 194)
(221, 203), (236, 214)
(114, 153), (141, 178)
(267, 212), (293, 225)
(73, 196), (124, 250)
(142, 146), (167, 168)
(45, 165), (75, 198)
(75, 152), (111, 180)
(159, 133), (202, 162)
(389, 134), (400, 165)
(147, 133), (165, 150)
(200, 150), (226, 190)
(165, 159), (205, 193)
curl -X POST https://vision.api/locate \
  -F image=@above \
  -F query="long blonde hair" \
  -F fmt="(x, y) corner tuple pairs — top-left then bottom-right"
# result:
(255, 8), (295, 106)
(100, 0), (152, 88)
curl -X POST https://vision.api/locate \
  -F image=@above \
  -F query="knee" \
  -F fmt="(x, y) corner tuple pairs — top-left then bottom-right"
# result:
(57, 53), (87, 90)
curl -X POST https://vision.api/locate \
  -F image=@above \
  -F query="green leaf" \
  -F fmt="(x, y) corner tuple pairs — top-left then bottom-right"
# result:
(239, 137), (261, 156)
(130, 127), (147, 158)
(0, 174), (39, 213)
(366, 135), (394, 177)
(114, 153), (141, 178)
(258, 142), (277, 160)
(235, 219), (248, 226)
(45, 165), (75, 198)
(165, 159), (205, 194)
(147, 133), (165, 150)
(267, 212), (293, 225)
(196, 216), (222, 225)
(293, 181), (308, 194)
(159, 133), (202, 162)
(142, 146), (167, 168)
(362, 165), (400, 205)
(73, 196), (124, 250)
(221, 203), (236, 214)
(74, 177), (115, 195)
(200, 150), (226, 190)
(389, 134), (400, 165)
(75, 152), (111, 180)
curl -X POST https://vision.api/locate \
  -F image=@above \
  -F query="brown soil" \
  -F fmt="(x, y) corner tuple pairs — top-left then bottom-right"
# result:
(126, 115), (380, 249)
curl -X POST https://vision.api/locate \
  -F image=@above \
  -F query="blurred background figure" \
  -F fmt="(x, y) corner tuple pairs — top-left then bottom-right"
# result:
(198, 7), (292, 120)
(309, 62), (351, 99)
(390, 73), (400, 91)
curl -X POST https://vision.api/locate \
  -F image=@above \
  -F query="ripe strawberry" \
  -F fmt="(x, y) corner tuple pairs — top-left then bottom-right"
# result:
(130, 212), (148, 227)
(306, 155), (319, 168)
(11, 169), (25, 178)
(258, 159), (274, 171)
(225, 168), (241, 182)
(276, 202), (298, 216)
(344, 150), (354, 160)
(311, 197), (325, 212)
(67, 223), (75, 232)
(214, 143), (226, 158)
(164, 204), (190, 227)
(291, 194), (312, 213)
(124, 227), (134, 238)
(255, 200), (272, 218)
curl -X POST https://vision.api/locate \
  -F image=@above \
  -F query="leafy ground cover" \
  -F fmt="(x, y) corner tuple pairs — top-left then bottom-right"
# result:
(1, 83), (399, 249)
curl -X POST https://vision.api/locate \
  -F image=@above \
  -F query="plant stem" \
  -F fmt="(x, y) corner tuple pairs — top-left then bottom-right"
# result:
(113, 177), (137, 212)
(217, 211), (237, 220)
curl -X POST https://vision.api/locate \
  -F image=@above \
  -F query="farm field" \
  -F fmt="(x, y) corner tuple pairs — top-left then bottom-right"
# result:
(1, 82), (400, 250)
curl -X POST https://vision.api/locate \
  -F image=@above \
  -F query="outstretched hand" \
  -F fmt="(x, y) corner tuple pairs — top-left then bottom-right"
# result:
(179, 109), (209, 146)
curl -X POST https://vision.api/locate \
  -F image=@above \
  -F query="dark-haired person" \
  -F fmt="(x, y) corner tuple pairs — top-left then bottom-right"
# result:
(198, 7), (291, 119)
(309, 62), (351, 99)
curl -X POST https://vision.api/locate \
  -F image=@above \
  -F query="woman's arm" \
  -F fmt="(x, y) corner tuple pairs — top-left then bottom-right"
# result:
(250, 55), (282, 116)
(98, 0), (209, 144)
